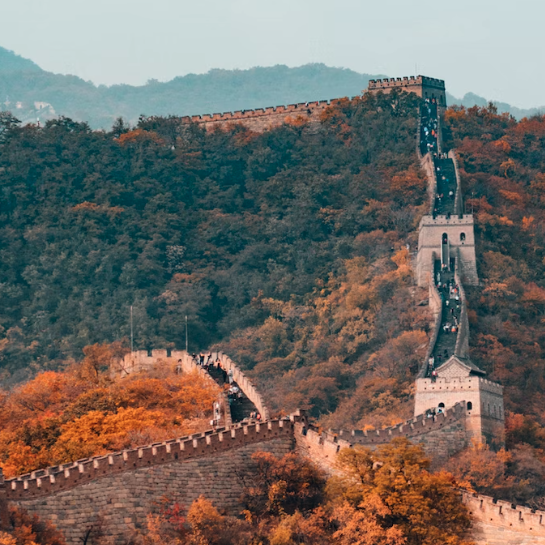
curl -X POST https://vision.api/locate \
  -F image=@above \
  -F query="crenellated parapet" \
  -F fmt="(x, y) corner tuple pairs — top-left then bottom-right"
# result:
(111, 349), (271, 426)
(367, 75), (446, 106)
(293, 404), (469, 468)
(6, 419), (292, 501)
(180, 99), (348, 133)
(463, 492), (545, 543)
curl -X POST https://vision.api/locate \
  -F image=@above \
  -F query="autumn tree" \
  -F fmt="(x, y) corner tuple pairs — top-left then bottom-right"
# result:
(328, 438), (472, 545)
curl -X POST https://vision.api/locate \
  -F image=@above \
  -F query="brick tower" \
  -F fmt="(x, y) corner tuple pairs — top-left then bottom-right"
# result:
(366, 75), (447, 106)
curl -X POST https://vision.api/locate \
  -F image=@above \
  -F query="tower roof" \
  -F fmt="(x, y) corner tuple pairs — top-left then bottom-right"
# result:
(436, 355), (486, 379)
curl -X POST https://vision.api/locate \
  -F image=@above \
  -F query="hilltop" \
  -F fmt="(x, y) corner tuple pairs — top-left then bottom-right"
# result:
(0, 46), (542, 128)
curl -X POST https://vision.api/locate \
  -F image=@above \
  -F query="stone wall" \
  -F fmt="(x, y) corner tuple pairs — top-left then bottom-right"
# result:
(293, 404), (468, 470)
(464, 493), (545, 544)
(367, 75), (446, 106)
(416, 214), (478, 287)
(449, 150), (464, 217)
(414, 375), (504, 445)
(7, 421), (293, 545)
(453, 257), (470, 358)
(215, 352), (270, 420)
(180, 100), (341, 133)
(110, 349), (272, 426)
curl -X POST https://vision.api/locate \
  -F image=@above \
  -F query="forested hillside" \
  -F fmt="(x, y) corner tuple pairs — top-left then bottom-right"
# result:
(0, 91), (428, 413)
(3, 90), (545, 463)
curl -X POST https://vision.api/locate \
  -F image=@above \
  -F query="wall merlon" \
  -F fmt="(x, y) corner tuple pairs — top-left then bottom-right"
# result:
(6, 417), (293, 500)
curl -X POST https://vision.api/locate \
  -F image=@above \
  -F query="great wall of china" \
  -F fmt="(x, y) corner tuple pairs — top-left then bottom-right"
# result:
(1, 76), (544, 544)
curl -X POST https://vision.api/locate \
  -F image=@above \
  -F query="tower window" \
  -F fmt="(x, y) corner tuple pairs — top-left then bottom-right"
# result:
(467, 401), (472, 411)
(460, 233), (466, 242)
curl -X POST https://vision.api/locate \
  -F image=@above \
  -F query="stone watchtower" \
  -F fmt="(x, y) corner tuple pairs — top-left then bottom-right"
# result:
(414, 357), (505, 447)
(416, 215), (479, 287)
(366, 75), (447, 107)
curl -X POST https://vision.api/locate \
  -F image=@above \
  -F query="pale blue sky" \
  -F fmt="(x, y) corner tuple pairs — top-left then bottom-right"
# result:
(2, 0), (544, 107)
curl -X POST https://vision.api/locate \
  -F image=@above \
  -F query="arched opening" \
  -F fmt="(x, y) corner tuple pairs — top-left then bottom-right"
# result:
(488, 403), (491, 415)
(438, 402), (445, 408)
(460, 232), (466, 243)
(493, 405), (497, 418)
(442, 233), (448, 244)
(167, 348), (172, 357)
(467, 401), (473, 411)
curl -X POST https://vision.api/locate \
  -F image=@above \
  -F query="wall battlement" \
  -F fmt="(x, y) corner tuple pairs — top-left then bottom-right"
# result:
(331, 402), (466, 445)
(6, 419), (292, 500)
(112, 349), (270, 423)
(417, 376), (504, 394)
(367, 75), (446, 105)
(368, 75), (445, 90)
(463, 492), (545, 543)
(420, 214), (475, 227)
(179, 98), (349, 132)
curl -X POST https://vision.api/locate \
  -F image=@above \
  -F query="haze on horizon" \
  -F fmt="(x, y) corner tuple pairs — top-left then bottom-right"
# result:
(2, 0), (544, 109)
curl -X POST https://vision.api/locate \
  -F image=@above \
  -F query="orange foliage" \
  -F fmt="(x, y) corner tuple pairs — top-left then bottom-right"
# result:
(0, 344), (220, 477)
(1, 506), (65, 545)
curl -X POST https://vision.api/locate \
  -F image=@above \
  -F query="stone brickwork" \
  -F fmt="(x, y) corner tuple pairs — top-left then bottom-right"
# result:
(414, 376), (504, 445)
(464, 493), (545, 544)
(308, 403), (469, 466)
(7, 421), (293, 544)
(111, 349), (271, 425)
(367, 75), (446, 106)
(181, 100), (341, 133)
(416, 214), (478, 287)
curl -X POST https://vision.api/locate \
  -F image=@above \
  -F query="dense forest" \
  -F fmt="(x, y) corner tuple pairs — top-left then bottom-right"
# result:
(3, 88), (545, 509)
(1, 46), (541, 129)
(0, 343), (219, 477)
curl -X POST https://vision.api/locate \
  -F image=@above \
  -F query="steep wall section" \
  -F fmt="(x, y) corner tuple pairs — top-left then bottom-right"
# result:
(464, 493), (545, 544)
(214, 352), (270, 421)
(7, 421), (293, 544)
(111, 349), (271, 425)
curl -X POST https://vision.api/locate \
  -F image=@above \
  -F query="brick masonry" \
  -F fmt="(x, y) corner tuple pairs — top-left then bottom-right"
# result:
(8, 422), (293, 544)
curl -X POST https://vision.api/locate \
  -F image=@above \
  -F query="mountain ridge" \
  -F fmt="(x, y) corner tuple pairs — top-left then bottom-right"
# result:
(0, 46), (543, 128)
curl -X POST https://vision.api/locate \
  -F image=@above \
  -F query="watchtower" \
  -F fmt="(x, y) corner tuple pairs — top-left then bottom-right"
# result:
(366, 75), (447, 106)
(416, 214), (479, 287)
(414, 356), (505, 448)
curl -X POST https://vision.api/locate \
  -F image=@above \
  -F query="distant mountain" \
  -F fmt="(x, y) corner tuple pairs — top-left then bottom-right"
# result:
(0, 47), (42, 73)
(0, 46), (542, 129)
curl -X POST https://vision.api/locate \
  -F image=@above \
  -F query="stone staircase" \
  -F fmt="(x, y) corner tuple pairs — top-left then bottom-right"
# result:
(419, 101), (438, 156)
(433, 157), (458, 216)
(430, 261), (461, 369)
(206, 364), (258, 423)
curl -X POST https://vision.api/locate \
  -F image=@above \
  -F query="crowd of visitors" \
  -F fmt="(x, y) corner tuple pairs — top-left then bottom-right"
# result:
(426, 265), (463, 381)
(191, 352), (261, 423)
(420, 98), (438, 156)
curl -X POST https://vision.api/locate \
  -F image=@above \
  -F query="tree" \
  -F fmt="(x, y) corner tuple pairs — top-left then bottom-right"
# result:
(241, 452), (326, 517)
(328, 439), (472, 545)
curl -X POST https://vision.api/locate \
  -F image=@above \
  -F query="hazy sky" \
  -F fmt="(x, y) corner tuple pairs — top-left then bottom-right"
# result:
(2, 0), (544, 108)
